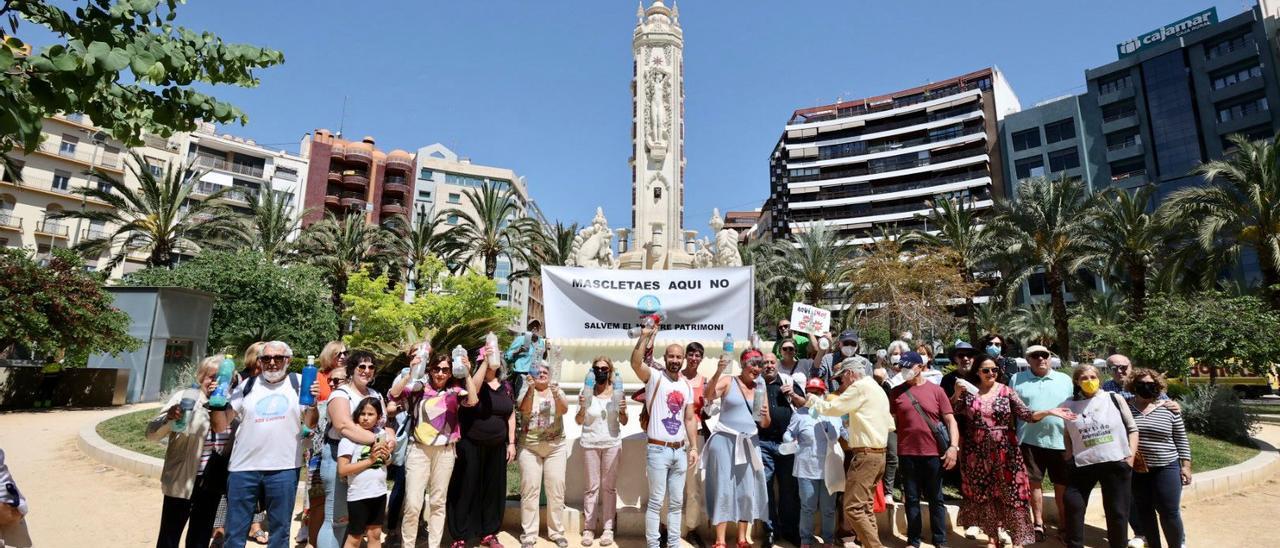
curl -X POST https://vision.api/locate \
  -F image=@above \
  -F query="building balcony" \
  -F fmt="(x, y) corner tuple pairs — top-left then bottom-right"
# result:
(35, 141), (124, 172)
(789, 174), (992, 210)
(35, 220), (70, 238)
(344, 147), (373, 164)
(1105, 140), (1144, 163)
(324, 194), (340, 207)
(788, 129), (986, 169)
(340, 192), (366, 209)
(1100, 112), (1139, 134)
(342, 173), (369, 189)
(383, 182), (410, 196)
(381, 202), (407, 216)
(329, 144), (346, 160)
(0, 214), (21, 232)
(1203, 43), (1259, 73)
(385, 156), (414, 173)
(1109, 169), (1148, 187)
(81, 227), (108, 241)
(190, 154), (266, 179)
(787, 85), (983, 129)
(1095, 84), (1135, 106)
(790, 199), (995, 229)
(1209, 76), (1265, 105)
(327, 170), (342, 183)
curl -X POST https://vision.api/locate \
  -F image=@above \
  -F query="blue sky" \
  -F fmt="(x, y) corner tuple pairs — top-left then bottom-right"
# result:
(29, 0), (1245, 232)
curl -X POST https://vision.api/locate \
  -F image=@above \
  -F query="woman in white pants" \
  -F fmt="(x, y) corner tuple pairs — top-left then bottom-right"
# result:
(517, 362), (570, 548)
(575, 356), (628, 546)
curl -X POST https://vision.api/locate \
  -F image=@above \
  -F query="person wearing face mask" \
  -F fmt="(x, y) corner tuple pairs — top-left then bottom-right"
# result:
(1125, 369), (1190, 548)
(888, 352), (960, 548)
(980, 334), (1020, 381)
(885, 340), (912, 388)
(811, 330), (861, 394)
(389, 348), (480, 548)
(148, 356), (233, 548)
(314, 350), (398, 548)
(209, 341), (321, 548)
(1060, 364), (1139, 548)
(630, 324), (700, 548)
(1009, 345), (1074, 543)
(576, 357), (629, 547)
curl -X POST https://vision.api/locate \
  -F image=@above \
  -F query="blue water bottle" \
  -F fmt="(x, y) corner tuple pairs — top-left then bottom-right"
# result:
(723, 333), (735, 354)
(299, 355), (318, 406)
(209, 354), (236, 407)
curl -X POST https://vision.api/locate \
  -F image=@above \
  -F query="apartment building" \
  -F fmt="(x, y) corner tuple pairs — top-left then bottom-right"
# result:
(178, 122), (308, 223)
(299, 129), (414, 227)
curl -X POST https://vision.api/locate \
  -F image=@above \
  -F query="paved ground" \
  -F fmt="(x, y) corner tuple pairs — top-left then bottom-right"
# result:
(0, 406), (1276, 547)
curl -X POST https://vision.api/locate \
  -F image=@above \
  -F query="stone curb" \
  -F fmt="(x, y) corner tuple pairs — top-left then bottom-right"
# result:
(76, 406), (164, 479)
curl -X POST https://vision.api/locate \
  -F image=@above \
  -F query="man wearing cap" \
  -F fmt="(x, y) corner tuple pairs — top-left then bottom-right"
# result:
(804, 356), (892, 548)
(757, 351), (805, 546)
(812, 330), (861, 393)
(889, 352), (959, 548)
(505, 319), (546, 400)
(940, 341), (978, 399)
(1010, 345), (1074, 542)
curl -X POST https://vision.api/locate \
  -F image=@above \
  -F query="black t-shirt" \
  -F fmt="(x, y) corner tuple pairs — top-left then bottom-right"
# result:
(941, 371), (961, 398)
(459, 380), (515, 444)
(757, 375), (803, 443)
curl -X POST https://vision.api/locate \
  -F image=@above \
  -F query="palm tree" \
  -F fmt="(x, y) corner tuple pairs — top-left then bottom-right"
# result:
(1164, 133), (1280, 309)
(449, 182), (545, 279)
(1085, 185), (1161, 318)
(295, 212), (397, 326)
(541, 221), (578, 267)
(386, 207), (458, 292)
(764, 221), (856, 306)
(1010, 302), (1056, 347)
(988, 175), (1100, 359)
(219, 184), (305, 264)
(902, 195), (997, 343)
(973, 302), (1014, 337)
(49, 152), (239, 269)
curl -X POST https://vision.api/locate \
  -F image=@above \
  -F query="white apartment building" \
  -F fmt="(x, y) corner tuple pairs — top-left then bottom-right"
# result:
(178, 122), (308, 226)
(412, 143), (535, 331)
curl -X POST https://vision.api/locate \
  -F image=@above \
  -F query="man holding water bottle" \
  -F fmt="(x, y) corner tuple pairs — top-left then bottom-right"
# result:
(505, 319), (546, 401)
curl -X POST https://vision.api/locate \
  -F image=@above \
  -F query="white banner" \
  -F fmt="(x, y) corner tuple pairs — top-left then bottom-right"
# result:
(542, 266), (754, 340)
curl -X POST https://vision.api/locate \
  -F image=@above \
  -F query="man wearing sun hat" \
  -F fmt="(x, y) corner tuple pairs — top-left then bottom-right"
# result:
(1010, 344), (1074, 542)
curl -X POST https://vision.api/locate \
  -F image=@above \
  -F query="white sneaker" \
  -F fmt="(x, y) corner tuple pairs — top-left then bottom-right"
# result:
(998, 529), (1012, 545)
(964, 526), (980, 539)
(1126, 538), (1146, 548)
(581, 530), (594, 546)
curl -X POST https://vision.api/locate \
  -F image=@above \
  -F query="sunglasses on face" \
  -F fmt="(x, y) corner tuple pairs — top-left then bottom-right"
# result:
(430, 366), (451, 373)
(338, 351), (349, 357)
(781, 347), (796, 352)
(778, 325), (790, 331)
(1113, 365), (1131, 371)
(258, 355), (289, 364)
(354, 363), (375, 371)
(1029, 353), (1050, 359)
(979, 367), (1000, 374)
(591, 366), (612, 375)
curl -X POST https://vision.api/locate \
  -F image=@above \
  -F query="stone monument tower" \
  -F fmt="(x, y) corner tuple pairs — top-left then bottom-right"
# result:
(617, 0), (694, 270)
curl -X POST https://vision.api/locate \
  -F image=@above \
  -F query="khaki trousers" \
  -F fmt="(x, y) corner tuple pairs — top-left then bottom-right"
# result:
(519, 441), (568, 543)
(400, 442), (457, 548)
(843, 450), (886, 548)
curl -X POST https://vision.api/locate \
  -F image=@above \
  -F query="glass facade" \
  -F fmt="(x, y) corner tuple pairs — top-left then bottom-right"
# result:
(1141, 51), (1204, 179)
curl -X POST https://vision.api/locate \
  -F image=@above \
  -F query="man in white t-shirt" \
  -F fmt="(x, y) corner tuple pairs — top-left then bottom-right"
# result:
(629, 325), (699, 548)
(210, 341), (318, 548)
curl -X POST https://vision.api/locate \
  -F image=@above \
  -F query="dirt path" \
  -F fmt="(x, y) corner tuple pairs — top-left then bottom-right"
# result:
(1, 407), (1275, 547)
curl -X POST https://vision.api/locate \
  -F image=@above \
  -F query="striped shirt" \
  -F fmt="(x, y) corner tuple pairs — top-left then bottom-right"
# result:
(199, 429), (231, 475)
(1129, 402), (1191, 467)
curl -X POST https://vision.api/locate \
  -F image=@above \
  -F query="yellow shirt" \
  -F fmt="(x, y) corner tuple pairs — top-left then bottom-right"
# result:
(806, 376), (893, 449)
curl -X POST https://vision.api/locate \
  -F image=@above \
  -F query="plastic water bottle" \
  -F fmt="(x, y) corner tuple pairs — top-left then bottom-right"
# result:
(485, 332), (499, 369)
(209, 354), (236, 407)
(299, 355), (318, 406)
(412, 342), (429, 381)
(749, 332), (762, 350)
(174, 385), (196, 432)
(723, 333), (735, 354)
(752, 382), (767, 422)
(583, 370), (597, 409)
(451, 345), (467, 375)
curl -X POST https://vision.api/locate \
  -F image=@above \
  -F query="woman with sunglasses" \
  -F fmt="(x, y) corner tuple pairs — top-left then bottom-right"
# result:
(317, 349), (398, 548)
(390, 349), (479, 548)
(449, 346), (517, 548)
(1060, 364), (1140, 548)
(304, 341), (348, 546)
(701, 348), (770, 548)
(515, 361), (571, 548)
(575, 356), (628, 546)
(951, 356), (1075, 548)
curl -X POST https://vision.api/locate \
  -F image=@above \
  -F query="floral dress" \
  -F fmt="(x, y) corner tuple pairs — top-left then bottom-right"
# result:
(955, 384), (1037, 545)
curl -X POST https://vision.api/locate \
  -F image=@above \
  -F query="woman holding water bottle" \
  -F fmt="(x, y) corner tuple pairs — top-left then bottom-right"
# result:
(701, 346), (770, 548)
(448, 344), (516, 548)
(149, 356), (230, 548)
(950, 355), (1075, 548)
(515, 361), (571, 547)
(575, 356), (628, 546)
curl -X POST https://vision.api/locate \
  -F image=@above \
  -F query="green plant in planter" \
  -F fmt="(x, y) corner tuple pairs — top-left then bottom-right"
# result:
(1180, 385), (1258, 444)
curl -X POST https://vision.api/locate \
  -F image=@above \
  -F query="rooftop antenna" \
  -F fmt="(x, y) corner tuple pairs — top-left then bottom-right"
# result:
(336, 95), (348, 138)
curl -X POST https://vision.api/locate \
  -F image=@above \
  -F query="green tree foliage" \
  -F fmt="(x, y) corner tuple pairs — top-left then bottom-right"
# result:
(0, 0), (284, 161)
(216, 184), (304, 264)
(386, 208), (457, 291)
(1095, 291), (1280, 384)
(123, 250), (338, 356)
(1085, 185), (1163, 318)
(449, 182), (545, 280)
(49, 152), (238, 269)
(0, 248), (139, 364)
(294, 212), (396, 323)
(760, 221), (854, 307)
(903, 195), (998, 343)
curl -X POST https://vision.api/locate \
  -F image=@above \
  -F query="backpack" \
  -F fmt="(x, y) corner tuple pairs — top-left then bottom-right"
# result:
(240, 372), (300, 398)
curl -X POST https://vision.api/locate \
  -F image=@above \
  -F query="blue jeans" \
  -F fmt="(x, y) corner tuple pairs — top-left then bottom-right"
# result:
(759, 440), (799, 540)
(224, 468), (300, 548)
(1132, 463), (1184, 548)
(645, 444), (687, 548)
(900, 455), (946, 547)
(316, 442), (348, 548)
(798, 478), (836, 545)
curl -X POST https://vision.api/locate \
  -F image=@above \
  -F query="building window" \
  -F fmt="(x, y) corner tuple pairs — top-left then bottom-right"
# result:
(274, 167), (298, 181)
(1217, 95), (1269, 122)
(59, 134), (78, 156)
(1047, 148), (1080, 172)
(1205, 33), (1250, 60)
(447, 214), (459, 225)
(1011, 128), (1040, 151)
(417, 190), (433, 201)
(1211, 63), (1263, 90)
(819, 141), (866, 160)
(1101, 100), (1137, 123)
(1098, 74), (1132, 95)
(419, 168), (434, 180)
(51, 170), (71, 191)
(447, 192), (461, 204)
(1106, 130), (1142, 151)
(94, 176), (112, 194)
(146, 160), (164, 177)
(1014, 156), (1045, 180)
(1044, 119), (1075, 144)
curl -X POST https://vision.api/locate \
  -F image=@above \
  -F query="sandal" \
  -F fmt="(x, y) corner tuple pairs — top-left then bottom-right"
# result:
(1033, 524), (1045, 543)
(737, 542), (751, 548)
(713, 543), (727, 548)
(249, 530), (269, 545)
(482, 535), (505, 548)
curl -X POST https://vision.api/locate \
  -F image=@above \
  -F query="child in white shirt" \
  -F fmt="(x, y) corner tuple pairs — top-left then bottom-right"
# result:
(337, 396), (390, 548)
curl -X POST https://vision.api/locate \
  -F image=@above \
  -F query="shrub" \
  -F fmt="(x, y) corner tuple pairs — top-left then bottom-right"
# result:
(1181, 385), (1258, 444)
(1165, 382), (1191, 401)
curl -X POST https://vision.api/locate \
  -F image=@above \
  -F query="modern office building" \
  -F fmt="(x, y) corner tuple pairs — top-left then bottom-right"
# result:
(999, 94), (1105, 192)
(299, 129), (414, 227)
(0, 114), (179, 278)
(1083, 5), (1280, 197)
(411, 142), (536, 331)
(768, 67), (1021, 244)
